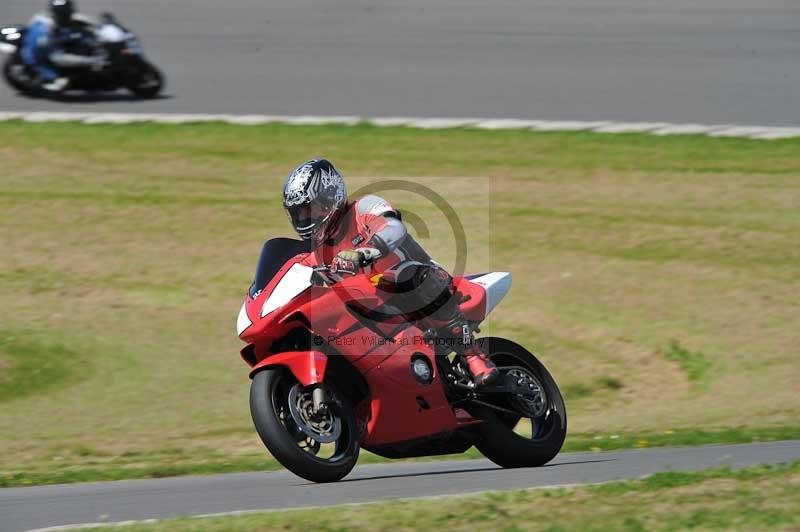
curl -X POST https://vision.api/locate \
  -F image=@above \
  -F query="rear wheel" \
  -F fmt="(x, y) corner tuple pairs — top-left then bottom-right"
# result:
(3, 56), (39, 96)
(470, 337), (567, 468)
(125, 60), (163, 98)
(250, 368), (359, 483)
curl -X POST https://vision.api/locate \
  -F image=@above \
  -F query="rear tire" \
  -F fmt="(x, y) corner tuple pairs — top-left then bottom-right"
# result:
(250, 368), (359, 483)
(3, 56), (39, 96)
(471, 337), (567, 468)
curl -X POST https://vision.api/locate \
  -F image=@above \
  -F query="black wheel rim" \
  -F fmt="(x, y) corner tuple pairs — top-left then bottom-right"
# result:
(483, 350), (561, 442)
(269, 372), (354, 463)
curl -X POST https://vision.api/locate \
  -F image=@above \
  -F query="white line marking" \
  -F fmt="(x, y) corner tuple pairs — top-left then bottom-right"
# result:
(1, 111), (797, 139)
(404, 118), (481, 129)
(367, 116), (423, 127)
(650, 124), (717, 135)
(751, 128), (800, 140)
(529, 120), (612, 131)
(708, 126), (779, 138)
(22, 112), (92, 122)
(28, 518), (161, 531)
(472, 119), (542, 130)
(0, 111), (23, 120)
(225, 114), (280, 125)
(279, 115), (361, 125)
(592, 122), (671, 133)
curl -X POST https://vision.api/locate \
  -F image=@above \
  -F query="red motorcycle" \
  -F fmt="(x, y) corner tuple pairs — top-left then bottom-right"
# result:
(237, 238), (566, 482)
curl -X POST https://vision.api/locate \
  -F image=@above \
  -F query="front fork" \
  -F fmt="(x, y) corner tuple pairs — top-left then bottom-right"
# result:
(311, 385), (329, 417)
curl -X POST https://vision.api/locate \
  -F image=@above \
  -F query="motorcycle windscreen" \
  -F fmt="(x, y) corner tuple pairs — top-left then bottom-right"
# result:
(250, 238), (311, 298)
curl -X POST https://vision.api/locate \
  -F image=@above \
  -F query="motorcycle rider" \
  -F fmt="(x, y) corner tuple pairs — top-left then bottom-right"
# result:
(21, 0), (105, 93)
(283, 159), (499, 386)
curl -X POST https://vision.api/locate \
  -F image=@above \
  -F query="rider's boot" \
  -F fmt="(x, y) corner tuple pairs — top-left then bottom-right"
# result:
(464, 344), (499, 386)
(427, 297), (499, 386)
(42, 77), (69, 93)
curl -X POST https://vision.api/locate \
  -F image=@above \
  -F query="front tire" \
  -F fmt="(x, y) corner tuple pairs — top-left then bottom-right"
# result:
(250, 368), (360, 483)
(471, 337), (567, 468)
(125, 60), (163, 98)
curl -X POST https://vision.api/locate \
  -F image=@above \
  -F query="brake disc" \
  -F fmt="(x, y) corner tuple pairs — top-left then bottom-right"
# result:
(505, 367), (548, 418)
(287, 384), (342, 444)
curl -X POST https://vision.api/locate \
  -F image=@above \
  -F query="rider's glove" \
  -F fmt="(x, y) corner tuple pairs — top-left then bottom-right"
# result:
(331, 248), (382, 275)
(330, 255), (358, 275)
(338, 248), (381, 266)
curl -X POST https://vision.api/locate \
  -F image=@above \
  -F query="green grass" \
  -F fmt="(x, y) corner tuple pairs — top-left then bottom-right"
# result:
(663, 340), (712, 387)
(0, 330), (93, 402)
(79, 461), (800, 531)
(563, 374), (624, 399)
(1, 121), (798, 486)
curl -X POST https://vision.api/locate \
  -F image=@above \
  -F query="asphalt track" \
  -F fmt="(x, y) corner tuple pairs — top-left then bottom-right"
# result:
(1, 0), (798, 124)
(2, 441), (799, 531)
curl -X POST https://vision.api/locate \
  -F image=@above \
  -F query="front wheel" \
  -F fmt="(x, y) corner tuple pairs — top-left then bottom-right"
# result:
(125, 60), (163, 98)
(250, 368), (360, 483)
(470, 337), (567, 468)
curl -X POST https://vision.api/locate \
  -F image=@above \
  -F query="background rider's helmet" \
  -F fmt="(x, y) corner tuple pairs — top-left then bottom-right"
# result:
(283, 159), (347, 243)
(49, 0), (75, 26)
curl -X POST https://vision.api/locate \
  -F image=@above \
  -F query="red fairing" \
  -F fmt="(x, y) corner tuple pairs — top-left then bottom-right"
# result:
(238, 256), (313, 358)
(452, 276), (488, 322)
(359, 329), (462, 446)
(237, 251), (491, 449)
(249, 351), (327, 386)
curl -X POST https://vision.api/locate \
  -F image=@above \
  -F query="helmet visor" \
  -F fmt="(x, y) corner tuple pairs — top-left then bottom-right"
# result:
(286, 200), (334, 240)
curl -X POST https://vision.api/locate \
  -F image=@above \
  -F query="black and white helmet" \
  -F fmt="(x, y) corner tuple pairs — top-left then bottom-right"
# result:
(283, 159), (347, 242)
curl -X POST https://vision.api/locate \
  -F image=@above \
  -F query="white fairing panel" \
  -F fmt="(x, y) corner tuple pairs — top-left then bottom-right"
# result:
(236, 301), (252, 336)
(468, 272), (512, 317)
(260, 263), (313, 317)
(96, 24), (127, 43)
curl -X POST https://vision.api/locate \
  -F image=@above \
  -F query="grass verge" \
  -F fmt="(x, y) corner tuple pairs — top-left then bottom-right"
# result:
(80, 461), (800, 531)
(1, 121), (798, 489)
